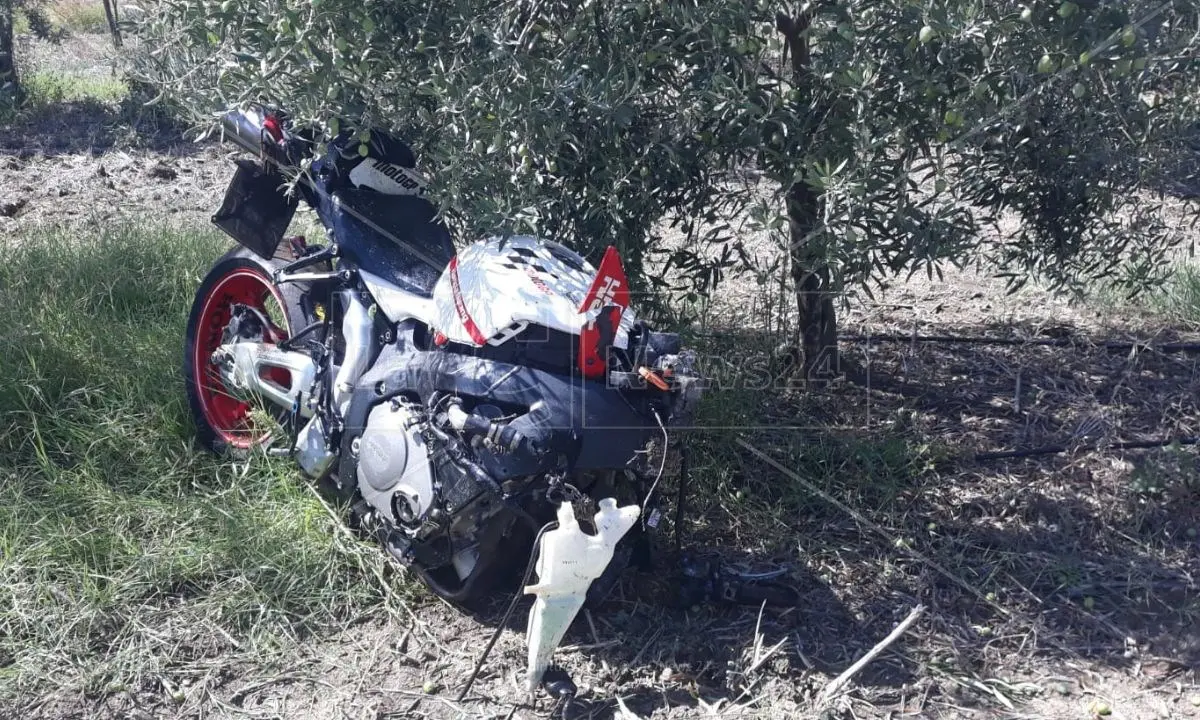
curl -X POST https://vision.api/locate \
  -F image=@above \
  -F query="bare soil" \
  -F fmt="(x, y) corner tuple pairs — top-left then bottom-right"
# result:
(5, 33), (1200, 720)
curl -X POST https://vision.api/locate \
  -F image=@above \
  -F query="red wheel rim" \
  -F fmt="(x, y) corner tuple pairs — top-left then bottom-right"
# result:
(192, 267), (291, 449)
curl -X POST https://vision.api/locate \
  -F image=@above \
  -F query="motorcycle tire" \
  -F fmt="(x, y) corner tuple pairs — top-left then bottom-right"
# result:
(183, 245), (312, 457)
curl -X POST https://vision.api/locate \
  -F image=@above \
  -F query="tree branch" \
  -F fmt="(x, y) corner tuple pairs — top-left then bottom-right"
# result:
(817, 605), (925, 707)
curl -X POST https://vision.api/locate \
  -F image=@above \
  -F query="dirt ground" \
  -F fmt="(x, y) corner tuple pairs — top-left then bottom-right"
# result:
(5, 32), (1200, 720)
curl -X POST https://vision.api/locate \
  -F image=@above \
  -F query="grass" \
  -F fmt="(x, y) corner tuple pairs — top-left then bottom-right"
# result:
(1149, 262), (1200, 327)
(47, 0), (109, 33)
(0, 224), (405, 707)
(0, 70), (127, 125)
(1089, 261), (1200, 330)
(23, 69), (127, 105)
(14, 1), (109, 34)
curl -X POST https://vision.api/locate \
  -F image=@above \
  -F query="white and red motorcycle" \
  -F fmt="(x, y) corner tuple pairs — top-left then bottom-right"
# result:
(182, 105), (701, 685)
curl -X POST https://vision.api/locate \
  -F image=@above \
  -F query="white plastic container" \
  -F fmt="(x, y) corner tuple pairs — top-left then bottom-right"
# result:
(524, 498), (640, 692)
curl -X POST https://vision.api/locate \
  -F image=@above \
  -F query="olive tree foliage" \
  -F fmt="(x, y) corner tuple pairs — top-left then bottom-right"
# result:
(132, 0), (1200, 368)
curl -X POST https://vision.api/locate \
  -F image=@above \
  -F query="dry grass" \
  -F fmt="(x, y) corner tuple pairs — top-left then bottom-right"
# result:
(47, 0), (109, 33)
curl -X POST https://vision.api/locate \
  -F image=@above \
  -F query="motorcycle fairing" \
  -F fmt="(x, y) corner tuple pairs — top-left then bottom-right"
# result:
(321, 188), (454, 298)
(348, 158), (430, 197)
(428, 236), (636, 349)
(220, 107), (637, 352)
(576, 245), (631, 378)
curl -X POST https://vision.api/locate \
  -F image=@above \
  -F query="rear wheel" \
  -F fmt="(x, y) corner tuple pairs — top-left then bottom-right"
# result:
(183, 246), (310, 457)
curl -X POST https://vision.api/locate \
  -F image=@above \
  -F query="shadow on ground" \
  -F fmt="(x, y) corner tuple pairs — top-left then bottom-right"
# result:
(430, 323), (1200, 718)
(0, 94), (197, 157)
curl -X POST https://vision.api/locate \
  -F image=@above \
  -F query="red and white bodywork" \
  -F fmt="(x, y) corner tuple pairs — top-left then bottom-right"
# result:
(431, 236), (633, 345)
(361, 235), (636, 376)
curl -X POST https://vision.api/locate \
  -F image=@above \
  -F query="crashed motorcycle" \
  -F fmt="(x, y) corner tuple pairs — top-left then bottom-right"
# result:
(183, 104), (702, 688)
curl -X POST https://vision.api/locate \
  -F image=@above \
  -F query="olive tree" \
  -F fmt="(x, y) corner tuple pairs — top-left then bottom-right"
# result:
(133, 0), (1200, 377)
(1, 0), (58, 102)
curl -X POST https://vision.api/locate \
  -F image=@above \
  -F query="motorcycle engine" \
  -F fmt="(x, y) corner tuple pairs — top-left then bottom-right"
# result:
(354, 399), (507, 582)
(355, 401), (435, 526)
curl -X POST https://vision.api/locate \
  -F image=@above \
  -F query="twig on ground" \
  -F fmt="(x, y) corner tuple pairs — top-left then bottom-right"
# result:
(722, 614), (788, 715)
(383, 687), (477, 716)
(229, 670), (335, 704)
(629, 626), (663, 668)
(751, 601), (766, 666)
(585, 609), (601, 645)
(744, 637), (788, 680)
(558, 639), (622, 652)
(817, 604), (925, 707)
(741, 601), (787, 680)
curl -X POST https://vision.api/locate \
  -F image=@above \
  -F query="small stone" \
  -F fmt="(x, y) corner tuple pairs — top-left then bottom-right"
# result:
(0, 198), (26, 217)
(148, 162), (178, 180)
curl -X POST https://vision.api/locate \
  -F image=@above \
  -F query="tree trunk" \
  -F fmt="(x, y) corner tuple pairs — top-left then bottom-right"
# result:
(777, 9), (839, 380)
(787, 180), (839, 380)
(0, 0), (18, 104)
(101, 0), (122, 48)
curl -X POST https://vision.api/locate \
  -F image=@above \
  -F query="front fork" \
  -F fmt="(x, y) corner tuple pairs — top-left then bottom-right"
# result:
(292, 287), (376, 478)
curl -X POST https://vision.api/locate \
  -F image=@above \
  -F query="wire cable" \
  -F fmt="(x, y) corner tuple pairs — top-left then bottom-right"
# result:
(456, 520), (557, 702)
(841, 333), (1200, 353)
(976, 435), (1200, 461)
(640, 409), (671, 528)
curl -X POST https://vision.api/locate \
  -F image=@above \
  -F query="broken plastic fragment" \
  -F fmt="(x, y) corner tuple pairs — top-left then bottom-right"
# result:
(524, 498), (640, 692)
